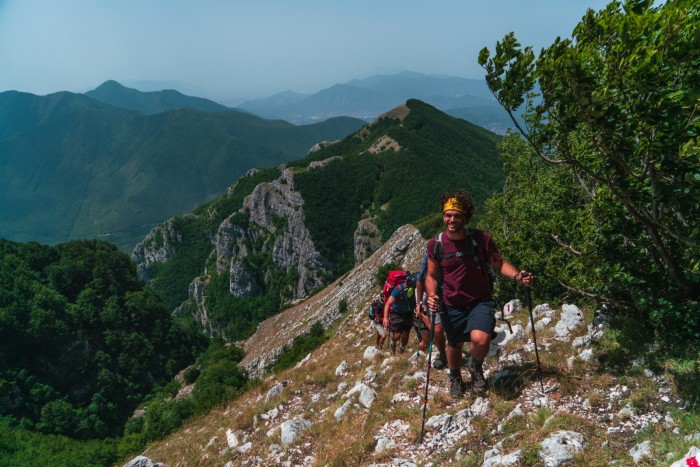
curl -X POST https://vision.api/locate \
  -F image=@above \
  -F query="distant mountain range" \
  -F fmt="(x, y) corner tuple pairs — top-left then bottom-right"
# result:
(0, 72), (516, 253)
(100, 71), (521, 133)
(0, 86), (364, 251)
(235, 71), (520, 133)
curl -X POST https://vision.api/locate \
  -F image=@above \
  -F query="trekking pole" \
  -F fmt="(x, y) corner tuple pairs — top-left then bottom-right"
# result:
(419, 309), (437, 443)
(523, 272), (545, 394)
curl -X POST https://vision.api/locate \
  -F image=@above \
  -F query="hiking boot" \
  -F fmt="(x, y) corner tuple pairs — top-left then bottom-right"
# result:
(432, 353), (448, 370)
(468, 358), (487, 394)
(449, 374), (465, 399)
(390, 341), (398, 355)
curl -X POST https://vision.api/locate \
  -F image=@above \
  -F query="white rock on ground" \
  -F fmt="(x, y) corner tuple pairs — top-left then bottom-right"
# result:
(483, 449), (522, 467)
(670, 446), (699, 467)
(553, 304), (585, 340)
(363, 346), (381, 360)
(539, 430), (584, 466)
(225, 428), (238, 449)
(123, 456), (164, 467)
(334, 399), (353, 421)
(335, 360), (348, 376)
(344, 381), (377, 408)
(279, 417), (312, 446)
(265, 382), (285, 404)
(629, 440), (653, 463)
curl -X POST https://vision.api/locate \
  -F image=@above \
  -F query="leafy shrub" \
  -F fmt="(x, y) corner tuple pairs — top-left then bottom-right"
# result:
(183, 367), (201, 385)
(270, 322), (328, 372)
(142, 398), (195, 442)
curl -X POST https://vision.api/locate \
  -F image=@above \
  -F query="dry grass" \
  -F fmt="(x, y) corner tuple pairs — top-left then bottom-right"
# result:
(133, 299), (694, 467)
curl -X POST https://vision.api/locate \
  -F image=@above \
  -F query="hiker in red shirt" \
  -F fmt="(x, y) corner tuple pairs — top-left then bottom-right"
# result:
(425, 190), (533, 398)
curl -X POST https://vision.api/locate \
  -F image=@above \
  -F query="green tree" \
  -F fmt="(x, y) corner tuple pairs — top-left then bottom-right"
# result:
(0, 238), (207, 439)
(479, 0), (699, 339)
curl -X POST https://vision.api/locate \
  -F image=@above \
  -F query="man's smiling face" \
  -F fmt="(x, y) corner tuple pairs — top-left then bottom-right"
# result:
(443, 210), (465, 233)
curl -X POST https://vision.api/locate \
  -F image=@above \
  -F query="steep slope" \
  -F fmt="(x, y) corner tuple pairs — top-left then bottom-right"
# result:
(135, 225), (696, 466)
(132, 99), (504, 340)
(0, 90), (365, 251)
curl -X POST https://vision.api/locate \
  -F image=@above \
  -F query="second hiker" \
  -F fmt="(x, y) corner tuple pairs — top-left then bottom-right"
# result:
(383, 273), (418, 355)
(425, 189), (533, 398)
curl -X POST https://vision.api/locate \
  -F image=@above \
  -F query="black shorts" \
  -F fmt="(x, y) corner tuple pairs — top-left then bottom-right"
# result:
(439, 300), (496, 345)
(390, 311), (413, 332)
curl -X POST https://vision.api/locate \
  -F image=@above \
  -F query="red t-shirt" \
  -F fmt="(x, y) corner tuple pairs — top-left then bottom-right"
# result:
(426, 229), (503, 308)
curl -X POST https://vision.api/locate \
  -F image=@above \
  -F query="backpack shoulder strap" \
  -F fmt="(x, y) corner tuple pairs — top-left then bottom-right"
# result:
(433, 229), (475, 261)
(469, 228), (497, 290)
(434, 228), (492, 281)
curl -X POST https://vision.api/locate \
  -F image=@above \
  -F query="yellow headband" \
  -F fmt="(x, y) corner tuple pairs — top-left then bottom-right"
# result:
(443, 197), (465, 214)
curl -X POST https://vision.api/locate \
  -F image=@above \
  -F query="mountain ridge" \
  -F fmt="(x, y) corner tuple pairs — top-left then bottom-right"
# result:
(85, 80), (231, 115)
(131, 99), (504, 340)
(0, 89), (364, 251)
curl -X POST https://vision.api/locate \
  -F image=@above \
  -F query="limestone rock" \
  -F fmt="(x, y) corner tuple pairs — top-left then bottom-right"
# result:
(280, 417), (312, 446)
(539, 431), (585, 466)
(553, 304), (585, 340)
(124, 456), (165, 467)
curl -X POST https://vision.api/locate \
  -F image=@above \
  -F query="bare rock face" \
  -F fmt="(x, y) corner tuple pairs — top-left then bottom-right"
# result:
(241, 224), (425, 378)
(215, 167), (330, 301)
(353, 218), (382, 265)
(131, 217), (185, 281)
(187, 277), (222, 338)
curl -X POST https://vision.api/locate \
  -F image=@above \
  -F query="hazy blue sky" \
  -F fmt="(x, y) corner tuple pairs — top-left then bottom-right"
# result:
(0, 0), (611, 101)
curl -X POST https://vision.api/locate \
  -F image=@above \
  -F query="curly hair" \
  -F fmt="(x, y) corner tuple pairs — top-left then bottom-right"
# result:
(440, 189), (475, 222)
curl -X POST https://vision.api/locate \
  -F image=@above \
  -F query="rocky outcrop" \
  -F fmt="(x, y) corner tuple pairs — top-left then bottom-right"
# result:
(131, 217), (186, 281)
(307, 140), (339, 154)
(214, 166), (330, 301)
(353, 217), (382, 265)
(135, 162), (343, 338)
(239, 224), (424, 378)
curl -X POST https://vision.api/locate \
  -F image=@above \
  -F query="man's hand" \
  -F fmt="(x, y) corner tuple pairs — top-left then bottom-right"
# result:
(520, 271), (534, 287)
(514, 270), (534, 287)
(427, 294), (440, 312)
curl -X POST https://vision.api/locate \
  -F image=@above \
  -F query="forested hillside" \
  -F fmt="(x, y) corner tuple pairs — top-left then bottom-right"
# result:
(0, 90), (364, 251)
(0, 239), (206, 438)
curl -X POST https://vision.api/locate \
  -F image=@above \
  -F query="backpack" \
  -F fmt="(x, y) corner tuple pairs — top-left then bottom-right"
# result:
(368, 298), (384, 323)
(433, 228), (495, 291)
(392, 279), (417, 315)
(381, 270), (409, 303)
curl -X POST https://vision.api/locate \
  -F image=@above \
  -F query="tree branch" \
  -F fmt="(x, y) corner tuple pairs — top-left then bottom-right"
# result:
(550, 234), (582, 256)
(556, 279), (622, 307)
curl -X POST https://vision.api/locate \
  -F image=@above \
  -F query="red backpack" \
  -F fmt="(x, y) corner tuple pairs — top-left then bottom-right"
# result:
(382, 270), (408, 303)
